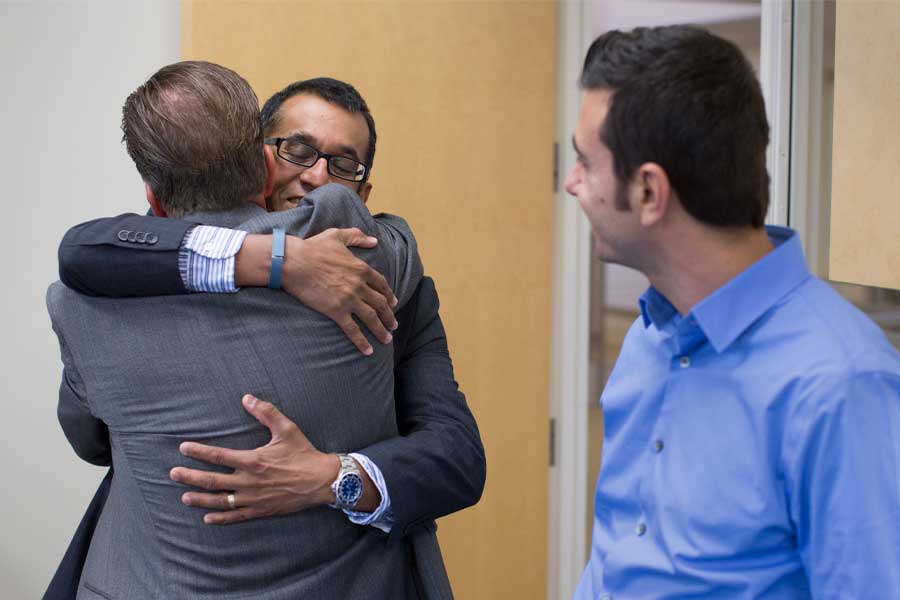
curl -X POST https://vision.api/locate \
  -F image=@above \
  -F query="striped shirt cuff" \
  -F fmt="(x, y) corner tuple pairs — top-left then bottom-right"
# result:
(345, 453), (394, 533)
(178, 226), (248, 293)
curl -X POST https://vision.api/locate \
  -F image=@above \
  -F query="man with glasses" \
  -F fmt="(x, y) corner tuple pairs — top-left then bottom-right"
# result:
(268, 137), (367, 184)
(48, 76), (484, 598)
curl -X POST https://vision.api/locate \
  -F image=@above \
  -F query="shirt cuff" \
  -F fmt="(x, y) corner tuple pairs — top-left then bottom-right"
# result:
(345, 453), (394, 533)
(178, 225), (248, 292)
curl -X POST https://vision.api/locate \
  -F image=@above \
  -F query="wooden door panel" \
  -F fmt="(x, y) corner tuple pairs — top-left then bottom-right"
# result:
(184, 1), (556, 596)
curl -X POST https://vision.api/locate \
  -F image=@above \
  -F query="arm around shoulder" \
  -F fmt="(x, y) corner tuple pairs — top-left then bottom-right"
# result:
(59, 213), (193, 297)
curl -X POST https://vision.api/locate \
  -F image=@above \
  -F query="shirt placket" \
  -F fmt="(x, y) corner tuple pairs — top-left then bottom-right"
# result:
(634, 317), (707, 562)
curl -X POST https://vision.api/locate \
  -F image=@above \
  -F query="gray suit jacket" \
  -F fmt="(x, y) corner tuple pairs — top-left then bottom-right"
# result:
(47, 185), (431, 599)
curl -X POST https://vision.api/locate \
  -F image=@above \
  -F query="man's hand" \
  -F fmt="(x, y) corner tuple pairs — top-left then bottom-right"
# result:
(170, 395), (380, 525)
(236, 228), (399, 355)
(170, 395), (340, 525)
(284, 229), (399, 355)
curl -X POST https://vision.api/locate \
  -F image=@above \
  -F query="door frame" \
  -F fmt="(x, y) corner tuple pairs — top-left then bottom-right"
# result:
(547, 2), (594, 599)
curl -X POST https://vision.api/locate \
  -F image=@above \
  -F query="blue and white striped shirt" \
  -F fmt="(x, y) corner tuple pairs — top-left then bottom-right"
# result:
(178, 225), (394, 531)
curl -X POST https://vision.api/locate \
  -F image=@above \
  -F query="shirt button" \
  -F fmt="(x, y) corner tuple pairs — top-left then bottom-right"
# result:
(636, 522), (647, 536)
(203, 241), (214, 252)
(600, 595), (613, 600)
(653, 439), (664, 453)
(679, 355), (691, 368)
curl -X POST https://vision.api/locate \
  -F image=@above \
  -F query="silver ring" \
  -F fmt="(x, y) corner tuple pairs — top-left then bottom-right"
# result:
(227, 493), (236, 510)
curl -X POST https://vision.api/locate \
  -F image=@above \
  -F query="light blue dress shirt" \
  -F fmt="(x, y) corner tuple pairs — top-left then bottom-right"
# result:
(576, 226), (900, 599)
(177, 225), (394, 532)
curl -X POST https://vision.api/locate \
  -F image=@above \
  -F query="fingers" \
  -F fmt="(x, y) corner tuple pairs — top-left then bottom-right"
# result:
(331, 228), (398, 309)
(203, 507), (260, 525)
(241, 395), (298, 440)
(178, 441), (253, 470)
(363, 265), (398, 309)
(180, 488), (261, 525)
(336, 317), (374, 356)
(334, 227), (378, 249)
(170, 466), (242, 491)
(181, 490), (237, 510)
(352, 302), (392, 348)
(361, 281), (398, 333)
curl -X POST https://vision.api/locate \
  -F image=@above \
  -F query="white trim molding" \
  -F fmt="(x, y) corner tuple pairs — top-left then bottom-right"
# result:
(760, 0), (794, 226)
(788, 1), (833, 276)
(548, 1), (593, 598)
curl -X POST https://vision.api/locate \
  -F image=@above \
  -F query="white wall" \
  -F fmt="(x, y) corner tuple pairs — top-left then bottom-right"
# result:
(0, 1), (179, 595)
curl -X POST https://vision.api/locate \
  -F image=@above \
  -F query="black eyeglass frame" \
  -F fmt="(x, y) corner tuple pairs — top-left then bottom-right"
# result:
(264, 137), (370, 183)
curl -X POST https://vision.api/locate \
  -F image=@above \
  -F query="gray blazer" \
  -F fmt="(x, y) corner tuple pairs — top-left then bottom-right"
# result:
(47, 185), (428, 599)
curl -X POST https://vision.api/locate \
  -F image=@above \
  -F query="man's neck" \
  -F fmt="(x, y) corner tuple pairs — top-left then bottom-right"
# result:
(182, 202), (267, 228)
(644, 224), (774, 316)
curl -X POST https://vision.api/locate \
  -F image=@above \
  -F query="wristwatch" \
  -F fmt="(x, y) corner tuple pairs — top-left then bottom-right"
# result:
(330, 454), (363, 510)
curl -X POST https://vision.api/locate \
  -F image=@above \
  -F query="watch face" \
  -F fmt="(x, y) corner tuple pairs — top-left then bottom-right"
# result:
(337, 473), (363, 505)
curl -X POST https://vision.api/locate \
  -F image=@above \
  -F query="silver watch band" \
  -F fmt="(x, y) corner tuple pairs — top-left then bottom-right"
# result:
(330, 454), (363, 509)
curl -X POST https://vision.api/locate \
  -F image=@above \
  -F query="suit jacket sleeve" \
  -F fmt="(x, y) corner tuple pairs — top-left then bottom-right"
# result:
(359, 277), (486, 538)
(47, 287), (111, 466)
(58, 213), (194, 297)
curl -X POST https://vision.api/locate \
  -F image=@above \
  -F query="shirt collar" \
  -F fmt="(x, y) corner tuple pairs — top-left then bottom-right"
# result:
(639, 226), (812, 353)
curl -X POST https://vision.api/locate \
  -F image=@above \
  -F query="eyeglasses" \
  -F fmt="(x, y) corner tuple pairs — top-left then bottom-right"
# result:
(264, 137), (369, 182)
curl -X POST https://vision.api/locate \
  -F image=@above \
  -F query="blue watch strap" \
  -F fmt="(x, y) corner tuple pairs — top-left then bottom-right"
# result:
(268, 227), (286, 289)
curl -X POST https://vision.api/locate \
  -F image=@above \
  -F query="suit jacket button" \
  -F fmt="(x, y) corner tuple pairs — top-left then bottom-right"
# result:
(146, 233), (159, 245)
(135, 232), (147, 243)
(126, 231), (138, 242)
(117, 229), (130, 241)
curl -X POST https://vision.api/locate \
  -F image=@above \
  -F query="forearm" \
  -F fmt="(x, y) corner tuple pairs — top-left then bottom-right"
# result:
(234, 234), (311, 290)
(234, 234), (276, 288)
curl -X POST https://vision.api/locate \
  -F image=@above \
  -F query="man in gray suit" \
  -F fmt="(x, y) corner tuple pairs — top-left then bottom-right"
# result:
(48, 61), (428, 598)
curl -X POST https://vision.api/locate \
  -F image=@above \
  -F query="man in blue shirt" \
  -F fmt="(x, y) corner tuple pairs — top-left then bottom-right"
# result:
(565, 25), (900, 598)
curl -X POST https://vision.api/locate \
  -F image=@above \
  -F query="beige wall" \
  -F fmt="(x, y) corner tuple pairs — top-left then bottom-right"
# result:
(830, 2), (900, 291)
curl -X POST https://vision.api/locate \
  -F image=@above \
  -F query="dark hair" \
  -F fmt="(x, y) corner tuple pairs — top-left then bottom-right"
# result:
(260, 77), (377, 173)
(581, 26), (770, 228)
(121, 61), (266, 218)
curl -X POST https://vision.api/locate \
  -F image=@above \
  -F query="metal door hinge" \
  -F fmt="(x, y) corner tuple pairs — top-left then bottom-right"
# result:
(549, 417), (556, 466)
(552, 142), (560, 193)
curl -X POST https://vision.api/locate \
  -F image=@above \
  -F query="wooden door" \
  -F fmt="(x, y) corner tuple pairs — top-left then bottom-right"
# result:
(183, 1), (556, 597)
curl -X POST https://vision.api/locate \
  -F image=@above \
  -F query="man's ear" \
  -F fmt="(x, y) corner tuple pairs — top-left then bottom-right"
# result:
(635, 163), (671, 227)
(145, 183), (167, 217)
(263, 145), (276, 199)
(357, 181), (373, 204)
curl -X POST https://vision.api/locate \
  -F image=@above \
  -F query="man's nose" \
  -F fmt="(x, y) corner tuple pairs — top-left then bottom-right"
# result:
(564, 166), (580, 196)
(300, 157), (330, 187)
